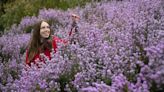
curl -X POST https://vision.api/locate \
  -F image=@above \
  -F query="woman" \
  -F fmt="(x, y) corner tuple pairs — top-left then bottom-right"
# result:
(25, 14), (80, 66)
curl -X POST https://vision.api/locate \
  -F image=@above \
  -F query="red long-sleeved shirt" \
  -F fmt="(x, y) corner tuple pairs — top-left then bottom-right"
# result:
(25, 36), (67, 66)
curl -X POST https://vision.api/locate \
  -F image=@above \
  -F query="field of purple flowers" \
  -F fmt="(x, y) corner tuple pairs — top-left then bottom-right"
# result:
(0, 0), (164, 92)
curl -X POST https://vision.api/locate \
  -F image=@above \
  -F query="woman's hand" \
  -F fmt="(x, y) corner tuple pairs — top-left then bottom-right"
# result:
(71, 14), (80, 22)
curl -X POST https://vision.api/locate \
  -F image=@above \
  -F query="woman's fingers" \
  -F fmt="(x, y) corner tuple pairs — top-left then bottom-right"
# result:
(71, 14), (80, 21)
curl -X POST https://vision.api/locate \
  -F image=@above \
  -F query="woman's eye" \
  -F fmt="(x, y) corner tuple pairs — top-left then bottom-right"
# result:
(41, 27), (45, 29)
(41, 26), (50, 29)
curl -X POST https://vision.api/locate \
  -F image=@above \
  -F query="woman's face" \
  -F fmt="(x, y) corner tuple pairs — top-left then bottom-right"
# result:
(40, 21), (50, 38)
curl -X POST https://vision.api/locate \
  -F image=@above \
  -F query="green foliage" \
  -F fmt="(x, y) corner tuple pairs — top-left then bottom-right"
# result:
(101, 77), (112, 85)
(123, 84), (129, 92)
(150, 81), (164, 92)
(0, 0), (92, 31)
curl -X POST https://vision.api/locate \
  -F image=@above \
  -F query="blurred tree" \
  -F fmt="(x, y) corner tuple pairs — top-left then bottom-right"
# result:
(0, 0), (16, 15)
(0, 0), (93, 32)
(0, 0), (16, 34)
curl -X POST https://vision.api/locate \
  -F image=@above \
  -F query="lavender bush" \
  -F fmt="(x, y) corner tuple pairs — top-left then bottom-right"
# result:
(0, 0), (164, 92)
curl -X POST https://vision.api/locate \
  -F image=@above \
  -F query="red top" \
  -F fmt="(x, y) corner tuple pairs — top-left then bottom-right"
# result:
(25, 36), (67, 66)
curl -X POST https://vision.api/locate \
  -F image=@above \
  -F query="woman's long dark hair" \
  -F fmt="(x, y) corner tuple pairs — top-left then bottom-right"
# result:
(27, 20), (53, 62)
